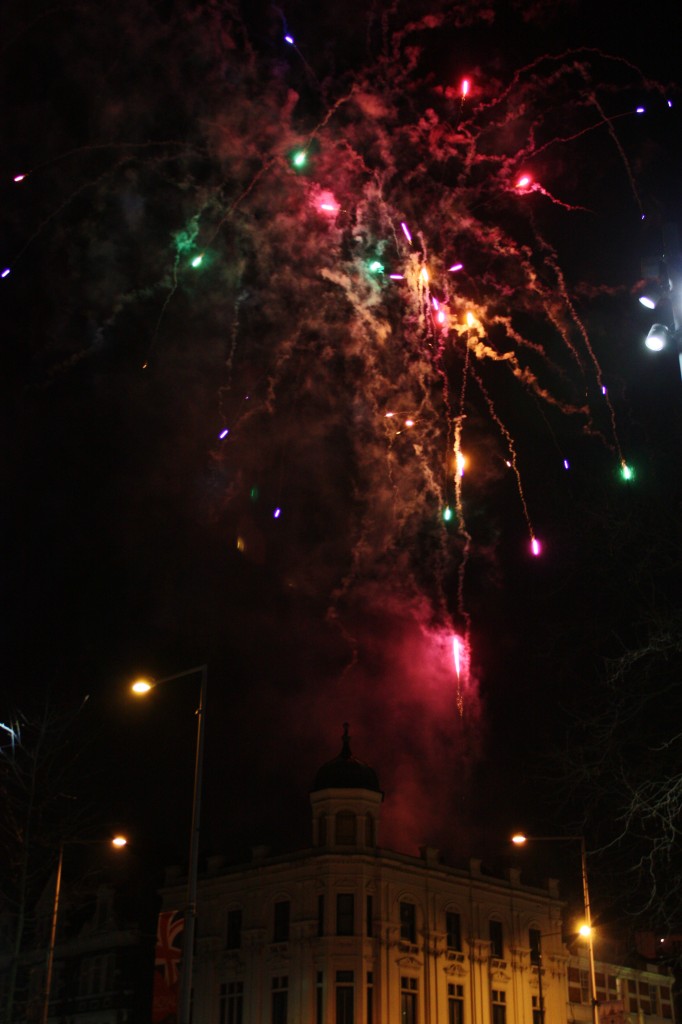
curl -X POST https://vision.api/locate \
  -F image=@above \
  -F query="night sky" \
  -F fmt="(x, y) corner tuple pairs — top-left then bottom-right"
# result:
(2, 0), (682, 909)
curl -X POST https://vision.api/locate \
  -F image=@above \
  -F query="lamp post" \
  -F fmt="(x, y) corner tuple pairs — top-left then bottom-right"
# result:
(131, 663), (207, 1024)
(512, 834), (599, 1024)
(42, 836), (127, 1024)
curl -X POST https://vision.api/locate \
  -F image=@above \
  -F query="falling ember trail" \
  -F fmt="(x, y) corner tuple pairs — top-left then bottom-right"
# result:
(453, 635), (464, 718)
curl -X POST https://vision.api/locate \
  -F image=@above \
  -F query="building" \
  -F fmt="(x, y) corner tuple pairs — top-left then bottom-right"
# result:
(0, 862), (152, 1024)
(159, 725), (676, 1024)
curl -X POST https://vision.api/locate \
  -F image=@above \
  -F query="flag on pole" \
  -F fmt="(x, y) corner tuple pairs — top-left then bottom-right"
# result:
(152, 909), (184, 1024)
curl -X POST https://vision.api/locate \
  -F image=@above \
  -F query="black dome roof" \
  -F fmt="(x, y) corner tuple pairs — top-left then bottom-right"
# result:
(312, 724), (382, 793)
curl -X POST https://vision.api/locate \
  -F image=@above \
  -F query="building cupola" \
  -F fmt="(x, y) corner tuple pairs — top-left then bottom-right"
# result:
(310, 724), (383, 850)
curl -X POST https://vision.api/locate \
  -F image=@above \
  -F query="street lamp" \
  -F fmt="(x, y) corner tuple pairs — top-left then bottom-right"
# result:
(131, 663), (207, 1024)
(512, 833), (598, 1024)
(42, 835), (127, 1024)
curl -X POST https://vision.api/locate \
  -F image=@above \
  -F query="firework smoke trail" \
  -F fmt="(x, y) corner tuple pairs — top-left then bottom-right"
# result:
(3, 0), (667, 716)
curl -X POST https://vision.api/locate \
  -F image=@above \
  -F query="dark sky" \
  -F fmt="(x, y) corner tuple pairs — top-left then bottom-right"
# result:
(2, 0), (682, 899)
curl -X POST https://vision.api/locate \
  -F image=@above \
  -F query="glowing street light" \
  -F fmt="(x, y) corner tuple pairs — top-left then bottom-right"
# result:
(130, 664), (207, 1024)
(511, 833), (598, 1024)
(638, 232), (682, 383)
(644, 324), (668, 352)
(43, 836), (127, 1024)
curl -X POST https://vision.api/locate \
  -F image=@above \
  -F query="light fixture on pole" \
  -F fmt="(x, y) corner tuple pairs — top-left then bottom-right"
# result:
(131, 663), (207, 1024)
(638, 229), (682, 383)
(645, 324), (670, 352)
(42, 835), (127, 1024)
(511, 833), (599, 1024)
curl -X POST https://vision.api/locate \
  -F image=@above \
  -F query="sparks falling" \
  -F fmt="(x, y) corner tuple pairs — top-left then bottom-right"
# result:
(3, 4), (654, 720)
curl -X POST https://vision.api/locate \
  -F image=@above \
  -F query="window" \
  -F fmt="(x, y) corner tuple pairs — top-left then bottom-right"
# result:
(227, 909), (242, 949)
(529, 928), (542, 965)
(401, 976), (418, 1024)
(366, 815), (375, 846)
(94, 888), (114, 929)
(220, 981), (244, 1024)
(318, 895), (325, 937)
(492, 989), (506, 1024)
(448, 983), (464, 1024)
(337, 893), (355, 936)
(446, 911), (461, 951)
(273, 900), (290, 942)
(336, 812), (356, 844)
(272, 976), (288, 1024)
(366, 895), (373, 937)
(79, 954), (114, 996)
(649, 985), (659, 1016)
(532, 994), (544, 1024)
(336, 970), (354, 1024)
(489, 920), (504, 958)
(319, 815), (327, 845)
(400, 901), (417, 943)
(580, 970), (591, 1005)
(367, 972), (374, 1024)
(316, 971), (324, 1024)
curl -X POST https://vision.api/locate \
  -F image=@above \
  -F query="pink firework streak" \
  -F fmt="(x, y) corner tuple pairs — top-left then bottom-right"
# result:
(453, 635), (465, 717)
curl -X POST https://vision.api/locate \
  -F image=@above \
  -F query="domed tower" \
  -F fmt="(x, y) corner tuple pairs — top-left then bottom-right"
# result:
(310, 723), (383, 850)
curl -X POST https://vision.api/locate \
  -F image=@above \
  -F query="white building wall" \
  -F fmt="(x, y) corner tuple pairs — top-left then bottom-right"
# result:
(177, 847), (575, 1024)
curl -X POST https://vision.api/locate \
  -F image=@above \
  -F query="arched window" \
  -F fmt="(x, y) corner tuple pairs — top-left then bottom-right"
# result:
(489, 918), (503, 958)
(446, 909), (461, 951)
(400, 901), (417, 943)
(336, 812), (356, 844)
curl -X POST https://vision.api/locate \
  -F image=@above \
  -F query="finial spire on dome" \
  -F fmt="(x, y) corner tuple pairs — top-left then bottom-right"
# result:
(342, 722), (351, 758)
(311, 724), (382, 794)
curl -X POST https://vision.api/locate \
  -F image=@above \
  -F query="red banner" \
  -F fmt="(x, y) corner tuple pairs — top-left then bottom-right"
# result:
(152, 909), (184, 1024)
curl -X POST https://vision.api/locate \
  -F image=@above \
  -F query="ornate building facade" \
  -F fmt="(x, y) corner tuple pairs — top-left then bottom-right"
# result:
(159, 727), (676, 1024)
